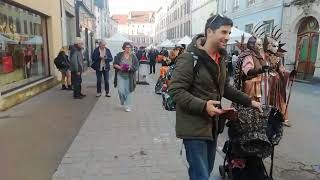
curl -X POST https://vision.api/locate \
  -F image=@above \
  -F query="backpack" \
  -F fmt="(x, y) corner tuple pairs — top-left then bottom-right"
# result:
(54, 55), (68, 69)
(161, 52), (200, 111)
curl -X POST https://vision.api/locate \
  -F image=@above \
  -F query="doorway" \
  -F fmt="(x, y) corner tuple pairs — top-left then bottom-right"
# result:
(295, 16), (319, 80)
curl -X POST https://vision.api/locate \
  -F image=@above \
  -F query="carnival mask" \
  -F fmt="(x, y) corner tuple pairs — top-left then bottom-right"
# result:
(255, 38), (263, 51)
(268, 37), (279, 54)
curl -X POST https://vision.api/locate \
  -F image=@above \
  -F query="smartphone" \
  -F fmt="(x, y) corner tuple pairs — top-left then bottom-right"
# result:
(221, 108), (237, 121)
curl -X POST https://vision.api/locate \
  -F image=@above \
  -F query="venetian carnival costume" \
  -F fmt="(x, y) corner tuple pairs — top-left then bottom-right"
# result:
(233, 24), (269, 104)
(262, 26), (294, 126)
(221, 24), (287, 180)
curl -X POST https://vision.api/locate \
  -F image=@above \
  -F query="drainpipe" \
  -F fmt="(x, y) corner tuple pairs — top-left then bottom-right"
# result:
(75, 0), (80, 37)
(60, 0), (65, 46)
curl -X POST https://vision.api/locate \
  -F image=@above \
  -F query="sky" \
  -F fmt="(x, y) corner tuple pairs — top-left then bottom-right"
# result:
(109, 0), (161, 15)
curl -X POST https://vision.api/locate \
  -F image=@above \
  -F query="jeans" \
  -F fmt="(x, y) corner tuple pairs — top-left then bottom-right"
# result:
(71, 72), (82, 97)
(117, 75), (132, 108)
(183, 138), (217, 180)
(96, 69), (109, 94)
(149, 62), (156, 74)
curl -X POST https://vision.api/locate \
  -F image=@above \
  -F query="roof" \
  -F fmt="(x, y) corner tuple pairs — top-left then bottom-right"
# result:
(129, 11), (155, 24)
(111, 15), (128, 25)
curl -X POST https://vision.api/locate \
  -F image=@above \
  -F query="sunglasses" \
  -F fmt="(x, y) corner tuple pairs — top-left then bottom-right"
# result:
(209, 14), (224, 27)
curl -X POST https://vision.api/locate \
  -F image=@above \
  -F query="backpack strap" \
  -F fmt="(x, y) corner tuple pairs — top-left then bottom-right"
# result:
(190, 52), (200, 77)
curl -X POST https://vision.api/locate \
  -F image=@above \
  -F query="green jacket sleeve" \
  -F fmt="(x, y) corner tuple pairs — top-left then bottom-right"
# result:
(113, 52), (123, 66)
(130, 54), (139, 72)
(70, 52), (79, 72)
(223, 76), (251, 107)
(168, 54), (207, 115)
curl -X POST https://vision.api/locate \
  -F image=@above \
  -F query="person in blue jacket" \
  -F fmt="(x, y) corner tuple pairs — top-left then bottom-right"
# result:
(91, 40), (113, 97)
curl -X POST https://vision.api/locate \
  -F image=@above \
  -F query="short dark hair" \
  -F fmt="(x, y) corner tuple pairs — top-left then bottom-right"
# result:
(122, 42), (132, 50)
(205, 14), (233, 37)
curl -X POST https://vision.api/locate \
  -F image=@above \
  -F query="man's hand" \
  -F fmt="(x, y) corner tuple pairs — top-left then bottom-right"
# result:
(206, 100), (224, 117)
(251, 100), (263, 112)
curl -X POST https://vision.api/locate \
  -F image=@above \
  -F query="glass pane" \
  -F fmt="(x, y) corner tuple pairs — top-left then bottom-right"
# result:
(310, 34), (319, 63)
(0, 2), (48, 93)
(299, 36), (309, 62)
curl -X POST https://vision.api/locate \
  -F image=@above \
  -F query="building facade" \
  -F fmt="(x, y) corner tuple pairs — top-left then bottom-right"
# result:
(191, 0), (217, 36)
(107, 17), (118, 38)
(281, 0), (320, 81)
(127, 11), (155, 47)
(219, 0), (320, 81)
(75, 0), (95, 65)
(0, 0), (63, 110)
(94, 0), (111, 40)
(61, 0), (76, 46)
(111, 15), (129, 35)
(219, 0), (283, 35)
(154, 0), (192, 45)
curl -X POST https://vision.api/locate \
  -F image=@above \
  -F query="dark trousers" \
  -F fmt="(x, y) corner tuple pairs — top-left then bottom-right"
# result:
(71, 72), (82, 97)
(96, 69), (109, 94)
(183, 139), (217, 180)
(232, 157), (267, 180)
(149, 62), (156, 74)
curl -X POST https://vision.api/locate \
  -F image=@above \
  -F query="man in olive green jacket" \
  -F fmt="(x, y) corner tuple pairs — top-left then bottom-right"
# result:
(168, 15), (262, 180)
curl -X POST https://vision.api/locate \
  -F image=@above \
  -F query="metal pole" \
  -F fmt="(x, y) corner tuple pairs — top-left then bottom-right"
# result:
(265, 61), (269, 105)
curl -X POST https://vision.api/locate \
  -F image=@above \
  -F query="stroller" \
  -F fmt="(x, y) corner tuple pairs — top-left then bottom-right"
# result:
(219, 105), (284, 180)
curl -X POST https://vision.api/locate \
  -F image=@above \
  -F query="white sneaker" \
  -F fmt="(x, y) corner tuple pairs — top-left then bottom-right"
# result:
(125, 107), (131, 112)
(96, 93), (101, 97)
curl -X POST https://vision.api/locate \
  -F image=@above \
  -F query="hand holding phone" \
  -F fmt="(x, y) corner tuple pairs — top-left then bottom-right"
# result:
(221, 108), (237, 121)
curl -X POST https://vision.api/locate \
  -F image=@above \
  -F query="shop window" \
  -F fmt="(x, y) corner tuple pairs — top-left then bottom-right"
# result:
(30, 22), (33, 35)
(248, 0), (255, 7)
(0, 1), (50, 94)
(245, 24), (253, 33)
(233, 0), (240, 11)
(16, 18), (21, 33)
(263, 20), (274, 35)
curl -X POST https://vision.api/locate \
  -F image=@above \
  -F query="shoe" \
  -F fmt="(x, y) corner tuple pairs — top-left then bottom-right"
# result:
(67, 85), (73, 90)
(105, 94), (111, 97)
(74, 96), (83, 99)
(283, 121), (291, 127)
(61, 85), (67, 90)
(96, 93), (101, 97)
(80, 93), (86, 97)
(125, 107), (131, 112)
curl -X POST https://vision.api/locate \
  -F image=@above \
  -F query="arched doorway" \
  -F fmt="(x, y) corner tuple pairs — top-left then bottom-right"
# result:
(295, 16), (319, 80)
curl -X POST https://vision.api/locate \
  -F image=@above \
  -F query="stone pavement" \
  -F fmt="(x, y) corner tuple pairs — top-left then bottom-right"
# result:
(52, 64), (224, 180)
(0, 69), (99, 180)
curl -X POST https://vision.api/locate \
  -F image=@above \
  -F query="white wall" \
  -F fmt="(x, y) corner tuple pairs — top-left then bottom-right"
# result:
(118, 24), (129, 35)
(191, 0), (216, 36)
